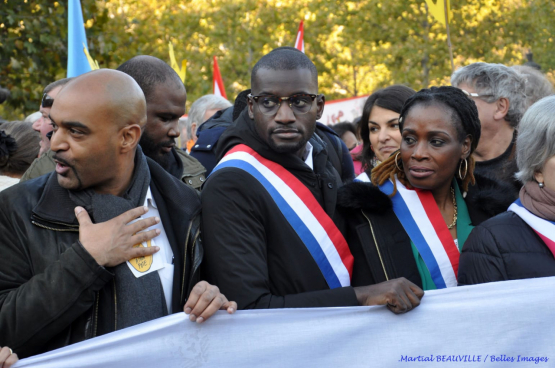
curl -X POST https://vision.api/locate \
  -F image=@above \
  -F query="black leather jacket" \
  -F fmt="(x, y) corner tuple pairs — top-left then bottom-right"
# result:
(0, 158), (202, 358)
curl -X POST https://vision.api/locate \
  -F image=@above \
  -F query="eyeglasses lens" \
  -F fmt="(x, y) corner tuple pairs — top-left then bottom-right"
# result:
(257, 95), (313, 116)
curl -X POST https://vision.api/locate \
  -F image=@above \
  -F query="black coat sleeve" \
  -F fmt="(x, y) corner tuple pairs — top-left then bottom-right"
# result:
(458, 225), (508, 286)
(201, 169), (358, 309)
(0, 202), (113, 357)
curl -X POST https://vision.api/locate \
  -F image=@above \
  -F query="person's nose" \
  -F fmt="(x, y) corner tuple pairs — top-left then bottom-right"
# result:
(49, 129), (69, 152)
(274, 101), (296, 125)
(168, 120), (179, 137)
(411, 141), (429, 160)
(378, 128), (390, 143)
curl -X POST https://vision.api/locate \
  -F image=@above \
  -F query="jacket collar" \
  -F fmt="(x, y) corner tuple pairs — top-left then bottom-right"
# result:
(32, 172), (80, 225)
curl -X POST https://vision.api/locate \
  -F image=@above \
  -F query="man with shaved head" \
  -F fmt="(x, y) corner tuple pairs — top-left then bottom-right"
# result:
(20, 56), (206, 190)
(0, 69), (235, 359)
(118, 55), (207, 189)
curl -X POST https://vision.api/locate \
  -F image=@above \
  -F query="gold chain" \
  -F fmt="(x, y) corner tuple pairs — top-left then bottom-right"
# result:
(447, 187), (458, 230)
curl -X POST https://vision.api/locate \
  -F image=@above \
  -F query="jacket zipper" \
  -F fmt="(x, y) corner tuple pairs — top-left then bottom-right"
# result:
(32, 215), (79, 229)
(361, 210), (389, 281)
(113, 279), (118, 331)
(31, 221), (79, 232)
(180, 220), (194, 304)
(93, 292), (99, 337)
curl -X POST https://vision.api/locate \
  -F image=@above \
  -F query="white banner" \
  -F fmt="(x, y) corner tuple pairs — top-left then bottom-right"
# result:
(15, 277), (555, 368)
(320, 95), (369, 126)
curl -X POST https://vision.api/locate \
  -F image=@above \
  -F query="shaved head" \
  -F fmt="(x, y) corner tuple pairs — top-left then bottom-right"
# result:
(58, 69), (147, 130)
(50, 69), (148, 194)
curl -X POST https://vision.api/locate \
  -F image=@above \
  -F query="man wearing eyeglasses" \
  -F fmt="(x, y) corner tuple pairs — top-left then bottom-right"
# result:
(451, 62), (527, 199)
(20, 78), (73, 182)
(200, 47), (423, 313)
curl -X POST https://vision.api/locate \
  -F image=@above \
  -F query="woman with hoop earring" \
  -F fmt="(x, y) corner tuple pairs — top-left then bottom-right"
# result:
(337, 86), (512, 291)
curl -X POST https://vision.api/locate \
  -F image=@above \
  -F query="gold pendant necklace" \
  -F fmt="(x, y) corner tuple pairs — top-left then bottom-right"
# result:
(447, 187), (458, 230)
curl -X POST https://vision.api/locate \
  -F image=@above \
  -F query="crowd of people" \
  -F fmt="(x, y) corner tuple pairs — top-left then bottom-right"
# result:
(0, 46), (554, 364)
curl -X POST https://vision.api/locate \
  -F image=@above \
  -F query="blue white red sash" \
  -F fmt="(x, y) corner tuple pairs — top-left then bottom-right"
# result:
(508, 199), (555, 256)
(212, 144), (353, 288)
(379, 178), (460, 288)
(355, 172), (371, 183)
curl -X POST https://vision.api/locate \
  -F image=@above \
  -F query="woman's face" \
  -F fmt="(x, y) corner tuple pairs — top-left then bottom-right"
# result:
(535, 155), (555, 191)
(368, 106), (402, 162)
(400, 103), (471, 192)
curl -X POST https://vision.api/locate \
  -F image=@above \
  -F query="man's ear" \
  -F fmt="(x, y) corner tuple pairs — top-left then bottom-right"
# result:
(494, 97), (510, 120)
(191, 122), (198, 136)
(247, 97), (255, 119)
(120, 124), (142, 153)
(315, 94), (326, 120)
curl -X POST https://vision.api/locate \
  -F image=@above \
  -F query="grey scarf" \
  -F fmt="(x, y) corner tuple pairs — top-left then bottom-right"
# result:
(70, 147), (167, 329)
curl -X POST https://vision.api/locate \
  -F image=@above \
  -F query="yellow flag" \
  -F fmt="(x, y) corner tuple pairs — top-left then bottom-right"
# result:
(82, 43), (99, 70)
(425, 0), (452, 26)
(169, 42), (187, 83)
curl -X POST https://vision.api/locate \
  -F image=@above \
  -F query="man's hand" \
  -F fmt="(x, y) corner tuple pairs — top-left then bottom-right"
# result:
(354, 278), (424, 314)
(184, 281), (237, 324)
(0, 347), (18, 368)
(75, 206), (161, 267)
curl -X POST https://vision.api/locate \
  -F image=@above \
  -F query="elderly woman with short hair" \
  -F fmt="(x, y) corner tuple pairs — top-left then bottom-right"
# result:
(458, 95), (555, 285)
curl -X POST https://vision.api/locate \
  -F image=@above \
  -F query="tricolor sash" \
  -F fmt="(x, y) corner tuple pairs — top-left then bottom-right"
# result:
(212, 144), (353, 288)
(355, 172), (371, 183)
(379, 178), (460, 288)
(508, 199), (555, 257)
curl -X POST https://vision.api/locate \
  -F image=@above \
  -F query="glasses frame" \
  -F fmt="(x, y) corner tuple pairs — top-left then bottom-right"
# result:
(248, 93), (318, 116)
(41, 93), (54, 108)
(460, 89), (494, 99)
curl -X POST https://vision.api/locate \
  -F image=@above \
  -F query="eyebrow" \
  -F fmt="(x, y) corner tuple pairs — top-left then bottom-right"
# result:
(369, 118), (399, 125)
(49, 115), (90, 132)
(403, 128), (451, 136)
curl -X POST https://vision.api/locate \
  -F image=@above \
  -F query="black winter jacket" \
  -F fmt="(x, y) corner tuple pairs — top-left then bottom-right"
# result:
(458, 211), (555, 285)
(336, 174), (512, 288)
(201, 109), (359, 310)
(0, 158), (202, 358)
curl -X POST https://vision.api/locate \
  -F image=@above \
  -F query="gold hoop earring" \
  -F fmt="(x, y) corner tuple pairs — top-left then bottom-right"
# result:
(395, 152), (402, 171)
(459, 159), (468, 180)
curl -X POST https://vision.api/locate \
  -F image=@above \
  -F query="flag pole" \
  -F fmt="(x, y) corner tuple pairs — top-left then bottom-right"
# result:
(444, 0), (455, 72)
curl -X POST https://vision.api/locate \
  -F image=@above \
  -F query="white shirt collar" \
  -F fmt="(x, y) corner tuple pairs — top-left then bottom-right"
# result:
(144, 187), (157, 209)
(303, 141), (314, 170)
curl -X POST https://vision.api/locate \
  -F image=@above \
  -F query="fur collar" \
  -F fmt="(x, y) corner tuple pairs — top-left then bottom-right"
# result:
(465, 173), (517, 218)
(337, 173), (516, 218)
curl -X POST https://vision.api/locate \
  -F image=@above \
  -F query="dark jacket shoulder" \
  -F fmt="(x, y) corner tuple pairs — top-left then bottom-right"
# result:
(458, 211), (555, 286)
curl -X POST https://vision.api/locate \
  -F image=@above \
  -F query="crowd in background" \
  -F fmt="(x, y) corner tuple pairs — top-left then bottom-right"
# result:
(1, 48), (555, 365)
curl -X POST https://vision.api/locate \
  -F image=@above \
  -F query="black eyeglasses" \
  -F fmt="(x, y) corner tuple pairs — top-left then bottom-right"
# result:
(248, 93), (317, 116)
(41, 93), (54, 108)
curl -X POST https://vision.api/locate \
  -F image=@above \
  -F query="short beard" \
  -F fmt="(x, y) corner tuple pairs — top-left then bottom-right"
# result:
(267, 137), (308, 155)
(140, 132), (173, 170)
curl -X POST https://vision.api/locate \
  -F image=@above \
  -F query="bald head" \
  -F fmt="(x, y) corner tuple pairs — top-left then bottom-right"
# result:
(49, 69), (149, 194)
(58, 69), (147, 129)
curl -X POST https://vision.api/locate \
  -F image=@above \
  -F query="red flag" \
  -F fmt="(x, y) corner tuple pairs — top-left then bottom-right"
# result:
(213, 56), (227, 99)
(295, 21), (305, 53)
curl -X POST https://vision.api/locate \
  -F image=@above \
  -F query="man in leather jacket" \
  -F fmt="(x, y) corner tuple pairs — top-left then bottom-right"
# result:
(0, 70), (235, 359)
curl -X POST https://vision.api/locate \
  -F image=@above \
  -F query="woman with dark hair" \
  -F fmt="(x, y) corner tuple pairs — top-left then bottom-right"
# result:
(338, 86), (510, 291)
(0, 121), (40, 191)
(357, 85), (416, 181)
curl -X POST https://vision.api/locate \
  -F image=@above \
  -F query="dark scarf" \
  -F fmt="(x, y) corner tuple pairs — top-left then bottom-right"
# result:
(69, 147), (167, 330)
(520, 181), (555, 221)
(166, 148), (184, 180)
